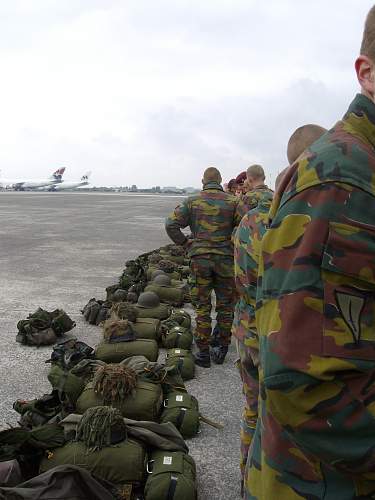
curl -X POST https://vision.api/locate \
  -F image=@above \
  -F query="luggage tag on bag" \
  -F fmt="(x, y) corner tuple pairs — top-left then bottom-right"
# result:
(176, 395), (183, 402)
(163, 456), (173, 465)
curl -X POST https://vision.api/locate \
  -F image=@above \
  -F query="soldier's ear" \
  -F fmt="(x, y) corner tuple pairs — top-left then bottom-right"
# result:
(355, 55), (375, 97)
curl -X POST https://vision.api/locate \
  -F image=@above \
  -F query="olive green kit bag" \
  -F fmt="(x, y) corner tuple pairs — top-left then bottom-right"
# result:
(160, 392), (200, 439)
(76, 380), (163, 421)
(165, 349), (195, 381)
(145, 284), (185, 307)
(133, 318), (161, 341)
(144, 450), (197, 500)
(47, 365), (85, 404)
(135, 303), (171, 320)
(95, 339), (159, 363)
(161, 326), (193, 350)
(40, 438), (146, 486)
(164, 310), (191, 329)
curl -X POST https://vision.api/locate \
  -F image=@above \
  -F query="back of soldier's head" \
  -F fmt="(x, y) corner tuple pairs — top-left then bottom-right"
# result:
(287, 124), (327, 165)
(202, 166), (222, 184)
(361, 6), (375, 61)
(246, 164), (265, 182)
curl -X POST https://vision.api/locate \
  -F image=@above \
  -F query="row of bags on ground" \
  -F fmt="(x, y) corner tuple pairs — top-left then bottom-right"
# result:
(5, 244), (203, 498)
(0, 406), (197, 500)
(44, 345), (201, 438)
(83, 243), (192, 327)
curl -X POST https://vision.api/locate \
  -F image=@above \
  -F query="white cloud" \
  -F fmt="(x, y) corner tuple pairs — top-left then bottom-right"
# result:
(0, 0), (373, 187)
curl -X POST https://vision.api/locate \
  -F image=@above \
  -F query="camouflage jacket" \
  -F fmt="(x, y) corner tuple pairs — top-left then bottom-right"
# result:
(247, 94), (375, 499)
(237, 185), (273, 218)
(232, 198), (272, 344)
(165, 182), (241, 257)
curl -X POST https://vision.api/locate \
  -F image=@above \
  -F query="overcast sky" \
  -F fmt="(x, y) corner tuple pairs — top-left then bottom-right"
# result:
(0, 0), (373, 188)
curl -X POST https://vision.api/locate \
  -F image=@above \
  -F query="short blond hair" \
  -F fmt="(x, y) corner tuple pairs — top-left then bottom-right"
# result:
(246, 164), (265, 181)
(287, 124), (327, 165)
(203, 166), (222, 184)
(361, 6), (375, 60)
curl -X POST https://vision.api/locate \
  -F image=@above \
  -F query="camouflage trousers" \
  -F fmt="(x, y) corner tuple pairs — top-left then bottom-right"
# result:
(189, 254), (235, 349)
(236, 336), (259, 495)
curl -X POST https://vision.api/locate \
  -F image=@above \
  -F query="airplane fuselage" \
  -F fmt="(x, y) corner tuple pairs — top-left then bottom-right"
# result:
(52, 180), (89, 191)
(0, 179), (62, 190)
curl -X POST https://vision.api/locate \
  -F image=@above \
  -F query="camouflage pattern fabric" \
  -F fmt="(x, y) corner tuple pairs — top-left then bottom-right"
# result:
(236, 338), (259, 492)
(236, 185), (273, 219)
(190, 254), (235, 349)
(246, 94), (375, 499)
(165, 181), (241, 258)
(232, 196), (272, 492)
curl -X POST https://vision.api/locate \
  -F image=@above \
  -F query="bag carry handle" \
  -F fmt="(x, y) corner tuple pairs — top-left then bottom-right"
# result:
(176, 407), (187, 430)
(167, 475), (178, 500)
(146, 459), (155, 474)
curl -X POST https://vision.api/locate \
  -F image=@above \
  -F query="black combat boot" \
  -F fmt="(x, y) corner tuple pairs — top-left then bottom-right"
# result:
(211, 345), (228, 365)
(194, 350), (211, 368)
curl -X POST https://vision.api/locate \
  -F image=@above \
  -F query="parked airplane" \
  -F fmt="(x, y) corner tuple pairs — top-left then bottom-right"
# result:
(49, 172), (91, 191)
(0, 168), (65, 190)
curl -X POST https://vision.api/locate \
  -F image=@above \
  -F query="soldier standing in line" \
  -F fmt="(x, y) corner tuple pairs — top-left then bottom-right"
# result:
(235, 125), (326, 498)
(235, 171), (247, 196)
(165, 166), (241, 367)
(237, 165), (273, 218)
(246, 8), (375, 499)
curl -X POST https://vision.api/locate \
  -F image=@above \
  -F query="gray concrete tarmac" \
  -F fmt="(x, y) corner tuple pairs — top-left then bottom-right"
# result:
(0, 192), (242, 499)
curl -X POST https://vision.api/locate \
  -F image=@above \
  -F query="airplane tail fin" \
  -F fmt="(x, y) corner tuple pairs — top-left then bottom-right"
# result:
(51, 167), (66, 180)
(81, 171), (91, 181)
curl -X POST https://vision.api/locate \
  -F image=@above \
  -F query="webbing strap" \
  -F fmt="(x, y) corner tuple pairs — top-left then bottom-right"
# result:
(176, 407), (187, 430)
(167, 475), (178, 500)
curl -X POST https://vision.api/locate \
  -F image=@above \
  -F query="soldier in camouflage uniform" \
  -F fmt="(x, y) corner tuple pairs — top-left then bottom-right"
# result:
(165, 167), (241, 367)
(237, 165), (274, 218)
(235, 126), (326, 497)
(246, 10), (375, 498)
(233, 197), (272, 495)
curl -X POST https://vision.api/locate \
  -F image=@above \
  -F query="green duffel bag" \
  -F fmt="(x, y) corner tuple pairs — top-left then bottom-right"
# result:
(146, 267), (181, 282)
(40, 438), (146, 486)
(135, 303), (171, 320)
(145, 450), (197, 500)
(133, 318), (161, 341)
(160, 392), (200, 439)
(165, 349), (195, 381)
(76, 380), (163, 421)
(48, 365), (85, 404)
(168, 310), (191, 329)
(161, 327), (193, 350)
(145, 284), (185, 307)
(95, 339), (159, 363)
(159, 253), (185, 265)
